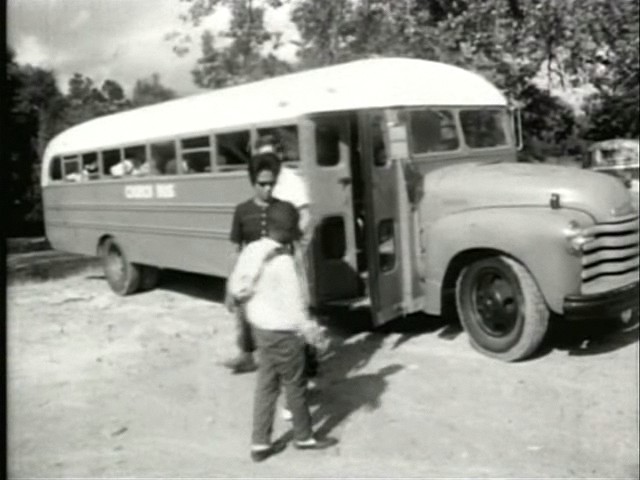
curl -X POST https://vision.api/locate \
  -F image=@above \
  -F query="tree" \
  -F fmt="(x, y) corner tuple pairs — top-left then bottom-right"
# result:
(131, 73), (177, 107)
(61, 74), (131, 128)
(173, 0), (292, 88)
(7, 47), (67, 235)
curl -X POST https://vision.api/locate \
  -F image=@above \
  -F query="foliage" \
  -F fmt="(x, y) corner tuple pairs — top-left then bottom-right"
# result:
(6, 48), (176, 237)
(173, 0), (635, 159)
(176, 0), (291, 88)
(132, 73), (177, 106)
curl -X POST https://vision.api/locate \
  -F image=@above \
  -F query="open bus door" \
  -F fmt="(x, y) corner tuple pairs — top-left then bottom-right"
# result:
(358, 110), (410, 326)
(300, 114), (361, 305)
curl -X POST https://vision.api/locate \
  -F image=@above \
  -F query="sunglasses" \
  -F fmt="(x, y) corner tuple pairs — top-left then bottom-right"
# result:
(257, 181), (275, 187)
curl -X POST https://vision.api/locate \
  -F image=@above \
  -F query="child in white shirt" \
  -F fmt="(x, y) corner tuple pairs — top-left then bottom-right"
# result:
(227, 201), (336, 462)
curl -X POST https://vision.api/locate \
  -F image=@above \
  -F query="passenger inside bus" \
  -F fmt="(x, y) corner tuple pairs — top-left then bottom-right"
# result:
(110, 158), (134, 177)
(81, 160), (99, 180)
(164, 158), (189, 174)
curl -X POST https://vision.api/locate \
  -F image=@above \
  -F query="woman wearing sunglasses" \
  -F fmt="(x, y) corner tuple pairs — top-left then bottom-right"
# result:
(223, 153), (285, 374)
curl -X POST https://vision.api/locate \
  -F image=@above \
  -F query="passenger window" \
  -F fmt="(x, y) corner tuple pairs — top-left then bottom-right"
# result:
(124, 145), (149, 176)
(181, 136), (212, 174)
(315, 121), (341, 167)
(378, 219), (396, 272)
(460, 110), (508, 148)
(256, 126), (300, 163)
(216, 131), (251, 170)
(81, 152), (100, 180)
(102, 149), (122, 177)
(151, 141), (177, 175)
(50, 156), (63, 181)
(408, 110), (459, 154)
(63, 155), (81, 182)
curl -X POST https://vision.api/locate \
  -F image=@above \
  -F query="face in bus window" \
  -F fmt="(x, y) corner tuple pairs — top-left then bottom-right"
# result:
(253, 170), (276, 203)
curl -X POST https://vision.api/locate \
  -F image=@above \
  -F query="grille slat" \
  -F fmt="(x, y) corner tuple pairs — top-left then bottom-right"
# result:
(582, 256), (639, 281)
(584, 245), (640, 265)
(581, 214), (640, 294)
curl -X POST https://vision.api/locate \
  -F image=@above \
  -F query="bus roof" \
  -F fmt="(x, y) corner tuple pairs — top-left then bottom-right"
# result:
(44, 57), (508, 157)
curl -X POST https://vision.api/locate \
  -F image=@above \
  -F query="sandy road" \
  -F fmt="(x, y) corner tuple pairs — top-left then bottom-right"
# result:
(6, 264), (640, 479)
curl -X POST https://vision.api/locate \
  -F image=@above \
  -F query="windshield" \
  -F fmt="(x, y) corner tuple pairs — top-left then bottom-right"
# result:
(406, 108), (511, 155)
(459, 109), (509, 148)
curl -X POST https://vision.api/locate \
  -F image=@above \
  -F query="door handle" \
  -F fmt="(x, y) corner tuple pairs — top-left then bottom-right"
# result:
(338, 177), (352, 186)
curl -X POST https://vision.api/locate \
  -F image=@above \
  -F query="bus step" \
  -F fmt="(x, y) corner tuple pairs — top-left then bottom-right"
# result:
(324, 296), (371, 310)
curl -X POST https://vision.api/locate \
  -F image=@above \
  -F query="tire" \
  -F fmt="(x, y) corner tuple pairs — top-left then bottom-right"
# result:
(455, 255), (549, 361)
(100, 238), (141, 295)
(139, 265), (160, 291)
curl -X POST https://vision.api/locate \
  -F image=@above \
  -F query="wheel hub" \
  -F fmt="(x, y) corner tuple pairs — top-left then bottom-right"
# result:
(473, 271), (519, 337)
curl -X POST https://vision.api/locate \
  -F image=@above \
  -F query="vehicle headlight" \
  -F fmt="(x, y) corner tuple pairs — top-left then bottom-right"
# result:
(564, 220), (593, 255)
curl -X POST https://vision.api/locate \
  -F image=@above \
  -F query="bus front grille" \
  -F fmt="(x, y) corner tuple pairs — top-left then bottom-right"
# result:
(580, 215), (640, 295)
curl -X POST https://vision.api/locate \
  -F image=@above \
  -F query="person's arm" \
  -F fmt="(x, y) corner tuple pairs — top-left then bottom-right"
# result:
(225, 206), (244, 311)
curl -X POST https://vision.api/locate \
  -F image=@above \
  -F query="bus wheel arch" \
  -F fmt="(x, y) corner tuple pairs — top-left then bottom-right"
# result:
(445, 250), (550, 361)
(98, 236), (141, 296)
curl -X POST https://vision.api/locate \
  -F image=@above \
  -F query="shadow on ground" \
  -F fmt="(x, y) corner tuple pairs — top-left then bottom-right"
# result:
(90, 268), (639, 361)
(535, 310), (640, 359)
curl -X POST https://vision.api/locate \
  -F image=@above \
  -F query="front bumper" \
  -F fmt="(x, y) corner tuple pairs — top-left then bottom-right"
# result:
(563, 281), (639, 321)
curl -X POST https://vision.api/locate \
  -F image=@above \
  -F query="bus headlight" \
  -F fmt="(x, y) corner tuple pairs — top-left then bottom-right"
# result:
(564, 220), (592, 254)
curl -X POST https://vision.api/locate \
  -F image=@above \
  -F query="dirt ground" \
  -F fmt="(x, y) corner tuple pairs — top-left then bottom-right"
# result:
(6, 257), (640, 479)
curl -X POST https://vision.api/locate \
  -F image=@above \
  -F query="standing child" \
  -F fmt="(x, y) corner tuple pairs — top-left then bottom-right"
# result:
(227, 201), (337, 462)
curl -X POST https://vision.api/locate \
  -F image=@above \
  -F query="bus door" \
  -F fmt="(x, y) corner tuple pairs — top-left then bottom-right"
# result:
(358, 110), (408, 326)
(300, 114), (361, 304)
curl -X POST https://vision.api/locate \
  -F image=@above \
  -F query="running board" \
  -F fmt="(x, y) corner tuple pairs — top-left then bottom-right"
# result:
(324, 296), (371, 309)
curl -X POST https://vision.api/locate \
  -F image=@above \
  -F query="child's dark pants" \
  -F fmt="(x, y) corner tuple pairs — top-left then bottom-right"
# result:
(251, 327), (313, 445)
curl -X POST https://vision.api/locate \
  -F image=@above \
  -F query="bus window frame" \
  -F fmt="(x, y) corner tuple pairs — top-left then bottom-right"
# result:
(256, 123), (301, 165)
(406, 107), (462, 156)
(62, 155), (81, 180)
(180, 133), (215, 175)
(50, 156), (63, 182)
(215, 128), (252, 172)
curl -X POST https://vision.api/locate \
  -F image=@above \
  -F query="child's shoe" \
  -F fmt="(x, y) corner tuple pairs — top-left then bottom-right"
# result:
(250, 440), (287, 462)
(294, 436), (338, 450)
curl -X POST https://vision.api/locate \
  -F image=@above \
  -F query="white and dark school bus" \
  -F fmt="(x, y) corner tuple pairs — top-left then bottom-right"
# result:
(41, 58), (639, 361)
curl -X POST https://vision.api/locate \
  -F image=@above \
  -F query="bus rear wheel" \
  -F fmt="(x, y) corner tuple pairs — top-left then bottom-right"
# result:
(100, 238), (141, 295)
(455, 255), (549, 361)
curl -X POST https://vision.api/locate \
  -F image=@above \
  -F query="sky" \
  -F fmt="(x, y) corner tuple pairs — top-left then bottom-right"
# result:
(7, 0), (298, 97)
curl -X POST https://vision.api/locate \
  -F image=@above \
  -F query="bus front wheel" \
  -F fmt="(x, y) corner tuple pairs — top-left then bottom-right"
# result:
(455, 255), (549, 361)
(100, 238), (141, 295)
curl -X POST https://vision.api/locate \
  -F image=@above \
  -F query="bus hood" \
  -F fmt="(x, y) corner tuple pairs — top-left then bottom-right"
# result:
(421, 162), (636, 222)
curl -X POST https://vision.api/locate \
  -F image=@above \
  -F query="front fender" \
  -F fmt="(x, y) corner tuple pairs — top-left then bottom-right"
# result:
(421, 207), (594, 314)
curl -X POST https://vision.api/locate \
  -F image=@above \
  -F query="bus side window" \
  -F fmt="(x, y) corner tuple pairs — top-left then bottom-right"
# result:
(124, 145), (149, 176)
(315, 121), (341, 167)
(102, 149), (122, 177)
(151, 141), (177, 175)
(50, 156), (63, 181)
(81, 152), (100, 180)
(181, 136), (212, 174)
(63, 155), (82, 182)
(256, 125), (300, 163)
(216, 131), (251, 171)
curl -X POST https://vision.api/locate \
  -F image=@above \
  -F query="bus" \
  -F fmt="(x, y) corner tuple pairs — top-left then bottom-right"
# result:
(41, 57), (639, 361)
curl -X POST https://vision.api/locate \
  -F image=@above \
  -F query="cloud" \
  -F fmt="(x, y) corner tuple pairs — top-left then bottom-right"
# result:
(70, 10), (90, 29)
(8, 0), (298, 97)
(14, 35), (50, 66)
